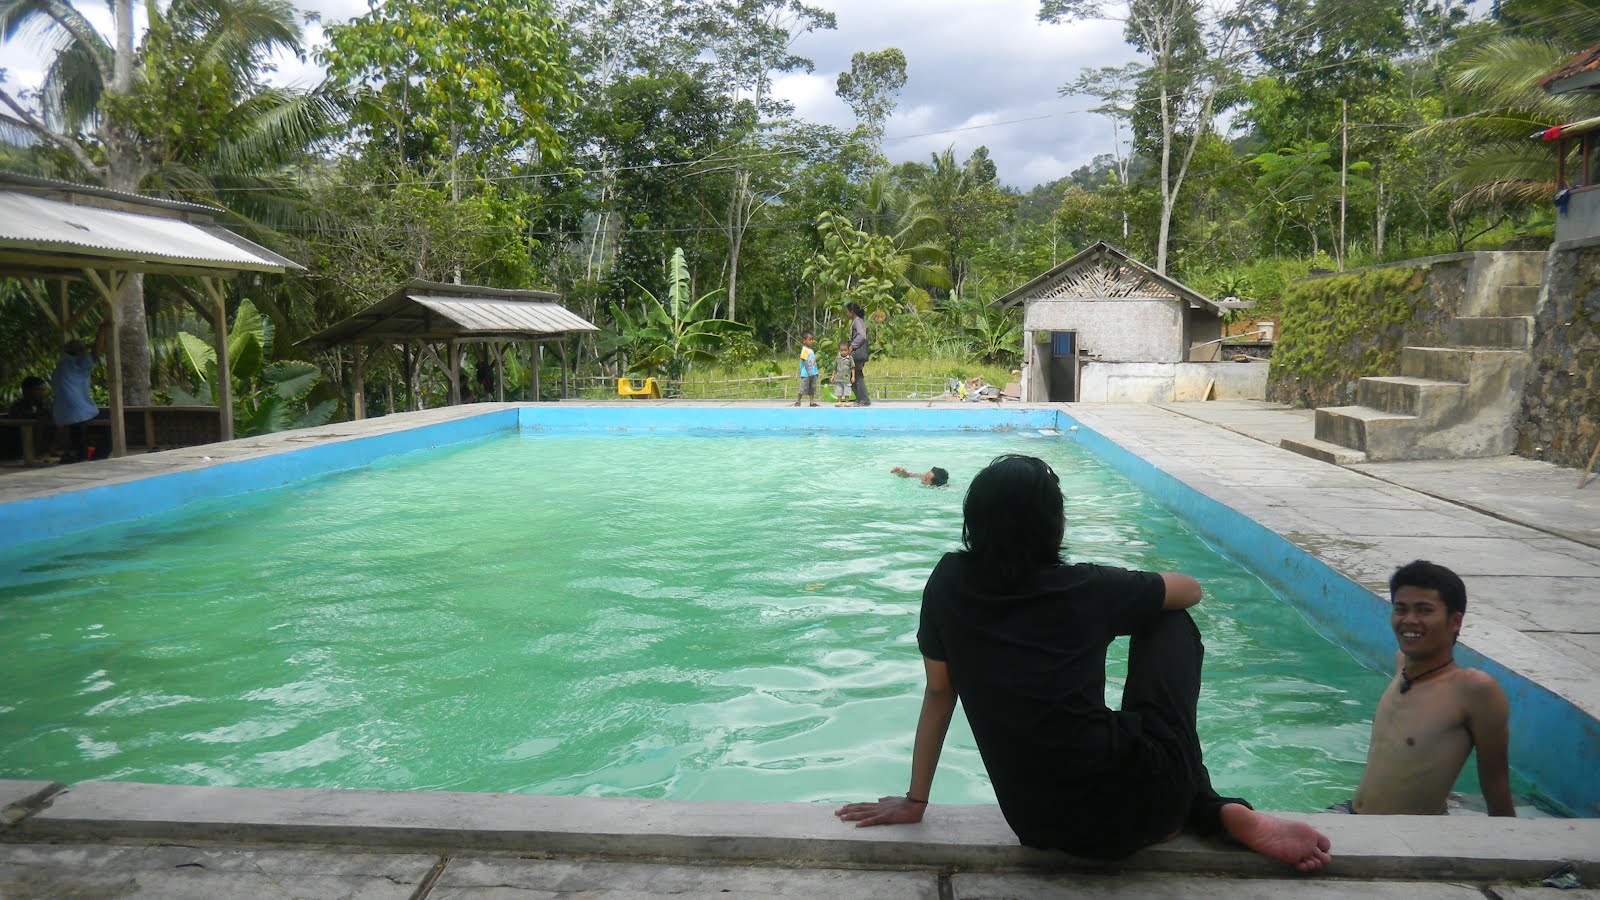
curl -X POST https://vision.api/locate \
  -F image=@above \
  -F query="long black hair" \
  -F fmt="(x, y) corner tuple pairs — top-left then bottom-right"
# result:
(960, 454), (1065, 584)
(845, 301), (866, 319)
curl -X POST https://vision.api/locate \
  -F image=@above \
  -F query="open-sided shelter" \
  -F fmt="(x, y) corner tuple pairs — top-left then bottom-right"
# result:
(1540, 41), (1600, 244)
(0, 172), (303, 457)
(299, 280), (597, 416)
(990, 241), (1259, 403)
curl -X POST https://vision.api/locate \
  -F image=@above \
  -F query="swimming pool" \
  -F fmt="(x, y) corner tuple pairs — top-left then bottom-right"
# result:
(0, 407), (1570, 815)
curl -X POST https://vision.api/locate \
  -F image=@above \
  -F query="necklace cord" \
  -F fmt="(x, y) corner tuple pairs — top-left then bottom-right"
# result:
(1399, 658), (1454, 694)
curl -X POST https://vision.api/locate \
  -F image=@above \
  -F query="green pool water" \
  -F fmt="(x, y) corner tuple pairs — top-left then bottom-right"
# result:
(0, 431), (1500, 810)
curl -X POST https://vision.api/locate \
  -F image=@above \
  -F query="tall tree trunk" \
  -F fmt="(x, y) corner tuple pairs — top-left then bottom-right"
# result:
(98, 0), (152, 404)
(1155, 51), (1173, 275)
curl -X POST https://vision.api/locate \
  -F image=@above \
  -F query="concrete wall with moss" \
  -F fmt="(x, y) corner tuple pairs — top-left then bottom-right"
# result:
(1268, 259), (1459, 408)
(1267, 251), (1544, 409)
(1517, 237), (1600, 466)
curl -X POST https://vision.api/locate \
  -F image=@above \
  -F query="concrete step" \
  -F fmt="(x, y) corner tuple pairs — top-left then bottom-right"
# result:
(1358, 375), (1467, 417)
(1315, 405), (1418, 455)
(1400, 346), (1527, 382)
(1448, 316), (1533, 349)
(1279, 436), (1369, 465)
(1490, 284), (1540, 316)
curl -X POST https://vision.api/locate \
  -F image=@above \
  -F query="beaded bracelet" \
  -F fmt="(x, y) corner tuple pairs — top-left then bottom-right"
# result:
(905, 795), (928, 804)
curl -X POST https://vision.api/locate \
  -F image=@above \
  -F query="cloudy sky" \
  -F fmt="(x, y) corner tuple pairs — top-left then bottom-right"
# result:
(0, 0), (1140, 189)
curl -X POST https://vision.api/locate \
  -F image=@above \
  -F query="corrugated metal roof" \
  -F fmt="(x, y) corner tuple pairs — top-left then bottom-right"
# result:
(298, 280), (594, 347)
(0, 170), (224, 214)
(411, 295), (599, 334)
(0, 189), (298, 271)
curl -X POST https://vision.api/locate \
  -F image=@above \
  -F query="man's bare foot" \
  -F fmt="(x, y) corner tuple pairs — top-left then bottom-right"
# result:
(1219, 804), (1332, 872)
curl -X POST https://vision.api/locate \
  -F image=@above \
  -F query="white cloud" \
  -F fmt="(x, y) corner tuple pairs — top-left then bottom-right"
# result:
(1, 0), (1141, 188)
(776, 0), (1138, 187)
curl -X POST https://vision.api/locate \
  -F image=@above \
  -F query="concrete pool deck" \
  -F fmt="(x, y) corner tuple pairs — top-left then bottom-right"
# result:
(3, 400), (1599, 896)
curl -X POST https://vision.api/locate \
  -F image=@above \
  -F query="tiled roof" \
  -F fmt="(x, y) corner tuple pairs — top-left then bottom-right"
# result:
(1539, 42), (1600, 92)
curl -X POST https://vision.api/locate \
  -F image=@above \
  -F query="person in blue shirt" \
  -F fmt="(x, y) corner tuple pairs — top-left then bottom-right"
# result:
(793, 331), (820, 407)
(51, 325), (107, 462)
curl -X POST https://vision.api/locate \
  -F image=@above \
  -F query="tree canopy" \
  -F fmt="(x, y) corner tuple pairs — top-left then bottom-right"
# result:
(2, 0), (1595, 414)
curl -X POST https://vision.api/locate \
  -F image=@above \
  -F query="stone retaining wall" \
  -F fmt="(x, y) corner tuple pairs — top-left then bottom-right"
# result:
(1518, 236), (1600, 467)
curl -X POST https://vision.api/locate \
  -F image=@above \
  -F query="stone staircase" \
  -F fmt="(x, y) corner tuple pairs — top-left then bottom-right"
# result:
(1281, 258), (1543, 464)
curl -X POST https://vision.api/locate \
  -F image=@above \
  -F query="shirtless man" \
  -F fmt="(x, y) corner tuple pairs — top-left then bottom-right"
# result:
(1346, 560), (1514, 816)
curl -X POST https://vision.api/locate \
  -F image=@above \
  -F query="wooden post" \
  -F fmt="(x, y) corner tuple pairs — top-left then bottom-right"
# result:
(58, 280), (69, 341)
(200, 277), (234, 441)
(558, 338), (570, 400)
(83, 268), (127, 458)
(22, 280), (62, 333)
(403, 342), (418, 410)
(352, 344), (368, 420)
(493, 342), (506, 402)
(532, 342), (542, 401)
(447, 339), (462, 405)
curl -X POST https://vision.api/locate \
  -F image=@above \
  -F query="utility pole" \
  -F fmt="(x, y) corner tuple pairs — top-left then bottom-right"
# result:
(1338, 100), (1348, 272)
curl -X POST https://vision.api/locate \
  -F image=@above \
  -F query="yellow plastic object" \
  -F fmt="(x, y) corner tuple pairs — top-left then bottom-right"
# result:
(617, 377), (661, 399)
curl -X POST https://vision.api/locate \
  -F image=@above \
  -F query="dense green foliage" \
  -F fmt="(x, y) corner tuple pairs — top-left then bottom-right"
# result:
(2, 0), (1597, 419)
(1270, 266), (1430, 407)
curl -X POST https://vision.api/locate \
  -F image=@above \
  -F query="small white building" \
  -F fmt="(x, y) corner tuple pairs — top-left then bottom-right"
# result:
(990, 242), (1264, 403)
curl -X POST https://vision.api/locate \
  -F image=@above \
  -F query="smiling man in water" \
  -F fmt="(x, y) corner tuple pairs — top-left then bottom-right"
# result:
(1342, 560), (1515, 816)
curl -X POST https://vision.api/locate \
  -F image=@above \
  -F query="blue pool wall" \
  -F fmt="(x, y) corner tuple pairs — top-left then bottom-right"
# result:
(0, 410), (519, 545)
(2, 403), (1595, 815)
(1057, 409), (1598, 817)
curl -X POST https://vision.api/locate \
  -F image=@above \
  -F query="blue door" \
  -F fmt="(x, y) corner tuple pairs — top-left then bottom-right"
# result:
(1048, 331), (1076, 401)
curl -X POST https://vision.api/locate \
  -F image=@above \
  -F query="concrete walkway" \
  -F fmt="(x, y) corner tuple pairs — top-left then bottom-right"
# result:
(3, 780), (1598, 898)
(1162, 400), (1600, 548)
(1150, 400), (1600, 677)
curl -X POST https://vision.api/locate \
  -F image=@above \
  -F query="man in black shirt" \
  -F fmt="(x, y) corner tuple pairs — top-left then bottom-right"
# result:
(836, 454), (1332, 870)
(7, 376), (55, 461)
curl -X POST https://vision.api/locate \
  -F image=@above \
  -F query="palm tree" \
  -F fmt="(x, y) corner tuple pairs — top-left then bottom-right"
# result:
(1417, 0), (1599, 214)
(855, 171), (952, 308)
(0, 0), (332, 403)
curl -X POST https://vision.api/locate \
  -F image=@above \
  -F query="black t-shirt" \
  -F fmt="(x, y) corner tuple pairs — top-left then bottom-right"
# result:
(917, 551), (1167, 847)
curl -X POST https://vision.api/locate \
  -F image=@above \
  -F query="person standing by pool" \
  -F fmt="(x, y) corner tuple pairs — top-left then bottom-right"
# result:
(831, 341), (855, 406)
(794, 332), (820, 407)
(845, 302), (871, 406)
(836, 454), (1333, 871)
(1339, 560), (1514, 816)
(51, 325), (107, 463)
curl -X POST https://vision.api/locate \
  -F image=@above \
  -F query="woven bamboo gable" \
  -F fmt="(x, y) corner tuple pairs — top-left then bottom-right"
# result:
(990, 241), (1221, 313)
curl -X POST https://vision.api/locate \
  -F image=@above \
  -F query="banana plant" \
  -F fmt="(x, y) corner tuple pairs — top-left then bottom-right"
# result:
(607, 248), (749, 380)
(173, 299), (337, 435)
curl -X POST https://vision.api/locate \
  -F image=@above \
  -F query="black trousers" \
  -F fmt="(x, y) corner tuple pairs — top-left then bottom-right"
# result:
(851, 350), (871, 405)
(67, 422), (91, 461)
(1118, 609), (1250, 843)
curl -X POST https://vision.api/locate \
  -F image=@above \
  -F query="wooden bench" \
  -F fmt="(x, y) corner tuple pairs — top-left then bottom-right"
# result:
(1, 406), (222, 463)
